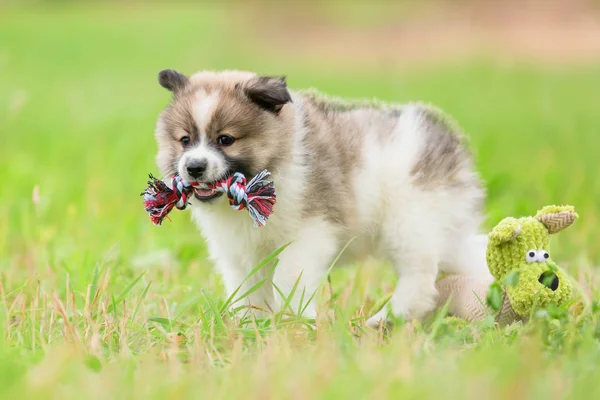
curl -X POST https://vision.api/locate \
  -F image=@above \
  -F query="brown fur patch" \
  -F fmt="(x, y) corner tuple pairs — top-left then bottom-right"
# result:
(298, 101), (393, 225)
(409, 107), (474, 189)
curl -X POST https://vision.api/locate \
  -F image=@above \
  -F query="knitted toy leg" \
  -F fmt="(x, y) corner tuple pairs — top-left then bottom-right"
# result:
(435, 275), (494, 322)
(435, 274), (523, 325)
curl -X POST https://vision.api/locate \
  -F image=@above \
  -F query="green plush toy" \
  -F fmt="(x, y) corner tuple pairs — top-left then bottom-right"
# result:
(436, 205), (579, 324)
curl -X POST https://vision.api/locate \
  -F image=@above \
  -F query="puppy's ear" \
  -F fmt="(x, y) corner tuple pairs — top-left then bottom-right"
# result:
(158, 69), (188, 94)
(243, 76), (292, 114)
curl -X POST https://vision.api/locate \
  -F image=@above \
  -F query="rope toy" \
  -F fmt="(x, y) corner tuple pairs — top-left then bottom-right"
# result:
(436, 205), (579, 325)
(141, 170), (276, 227)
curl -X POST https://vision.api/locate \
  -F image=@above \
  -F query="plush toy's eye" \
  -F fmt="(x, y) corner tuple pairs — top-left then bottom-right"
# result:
(526, 250), (537, 262)
(536, 250), (550, 262)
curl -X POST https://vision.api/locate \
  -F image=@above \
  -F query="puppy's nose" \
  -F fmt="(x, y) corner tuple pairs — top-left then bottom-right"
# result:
(538, 271), (559, 291)
(186, 160), (207, 179)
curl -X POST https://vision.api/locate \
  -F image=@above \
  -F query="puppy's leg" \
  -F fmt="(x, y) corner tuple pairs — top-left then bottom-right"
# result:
(367, 252), (439, 328)
(217, 260), (275, 318)
(367, 203), (441, 328)
(272, 219), (340, 318)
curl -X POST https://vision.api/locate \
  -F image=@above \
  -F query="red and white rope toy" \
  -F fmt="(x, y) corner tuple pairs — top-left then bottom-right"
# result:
(142, 170), (276, 227)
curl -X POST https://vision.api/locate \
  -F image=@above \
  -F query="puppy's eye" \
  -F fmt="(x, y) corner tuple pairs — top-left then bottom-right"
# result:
(217, 135), (235, 146)
(180, 136), (191, 146)
(536, 250), (550, 262)
(526, 250), (537, 263)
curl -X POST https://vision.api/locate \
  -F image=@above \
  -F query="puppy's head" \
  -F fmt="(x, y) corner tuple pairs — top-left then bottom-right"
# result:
(154, 69), (292, 203)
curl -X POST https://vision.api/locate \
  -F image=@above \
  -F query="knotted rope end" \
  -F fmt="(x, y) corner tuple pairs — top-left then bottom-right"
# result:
(141, 170), (276, 227)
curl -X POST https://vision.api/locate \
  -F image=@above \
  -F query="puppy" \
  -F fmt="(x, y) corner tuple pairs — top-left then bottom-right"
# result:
(153, 69), (488, 326)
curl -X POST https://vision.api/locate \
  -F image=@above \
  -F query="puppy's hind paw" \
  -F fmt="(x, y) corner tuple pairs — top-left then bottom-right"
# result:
(366, 307), (390, 330)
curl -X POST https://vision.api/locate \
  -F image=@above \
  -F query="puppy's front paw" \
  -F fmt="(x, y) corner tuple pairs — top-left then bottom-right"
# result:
(366, 306), (390, 329)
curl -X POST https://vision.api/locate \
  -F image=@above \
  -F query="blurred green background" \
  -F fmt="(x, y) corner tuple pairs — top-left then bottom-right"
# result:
(0, 1), (600, 398)
(1, 0), (598, 275)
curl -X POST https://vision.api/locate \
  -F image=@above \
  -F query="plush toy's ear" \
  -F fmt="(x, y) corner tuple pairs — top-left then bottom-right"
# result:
(535, 205), (578, 234)
(489, 217), (522, 245)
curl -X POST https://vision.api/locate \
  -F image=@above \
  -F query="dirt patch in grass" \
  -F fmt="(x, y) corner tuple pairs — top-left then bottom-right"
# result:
(235, 0), (600, 68)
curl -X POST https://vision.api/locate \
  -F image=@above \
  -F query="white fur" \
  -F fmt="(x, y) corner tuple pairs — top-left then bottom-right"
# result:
(179, 91), (229, 183)
(193, 90), (219, 131)
(189, 100), (488, 325)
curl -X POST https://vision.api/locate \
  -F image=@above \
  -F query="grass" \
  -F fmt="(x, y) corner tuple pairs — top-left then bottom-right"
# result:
(1, 2), (600, 399)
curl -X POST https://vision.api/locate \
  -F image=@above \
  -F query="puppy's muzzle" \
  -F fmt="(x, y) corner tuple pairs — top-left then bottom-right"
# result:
(187, 159), (207, 180)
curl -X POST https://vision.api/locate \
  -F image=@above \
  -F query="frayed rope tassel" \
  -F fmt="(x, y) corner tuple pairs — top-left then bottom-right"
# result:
(141, 170), (276, 227)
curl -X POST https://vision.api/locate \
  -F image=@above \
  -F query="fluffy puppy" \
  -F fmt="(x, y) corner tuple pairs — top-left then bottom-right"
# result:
(153, 69), (488, 326)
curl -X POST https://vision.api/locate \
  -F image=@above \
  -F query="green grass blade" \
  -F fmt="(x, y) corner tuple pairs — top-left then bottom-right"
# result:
(174, 295), (201, 322)
(233, 278), (268, 304)
(202, 291), (228, 333)
(274, 271), (303, 316)
(147, 317), (172, 331)
(130, 281), (152, 324)
(108, 272), (145, 313)
(89, 263), (100, 304)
